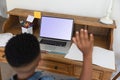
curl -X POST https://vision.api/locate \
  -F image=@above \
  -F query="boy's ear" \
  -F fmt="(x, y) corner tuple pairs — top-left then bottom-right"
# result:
(36, 55), (41, 66)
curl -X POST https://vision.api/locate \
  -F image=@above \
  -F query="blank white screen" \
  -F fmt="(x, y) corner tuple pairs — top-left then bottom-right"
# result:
(40, 16), (73, 40)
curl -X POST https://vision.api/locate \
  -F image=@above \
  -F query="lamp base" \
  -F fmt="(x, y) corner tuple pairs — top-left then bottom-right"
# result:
(99, 17), (113, 24)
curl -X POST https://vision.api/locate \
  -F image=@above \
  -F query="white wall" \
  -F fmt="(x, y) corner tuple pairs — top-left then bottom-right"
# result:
(0, 0), (7, 17)
(6, 0), (109, 17)
(6, 0), (120, 23)
(6, 0), (120, 79)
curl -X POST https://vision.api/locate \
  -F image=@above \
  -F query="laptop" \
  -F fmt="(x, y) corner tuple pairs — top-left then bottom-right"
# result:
(39, 16), (74, 54)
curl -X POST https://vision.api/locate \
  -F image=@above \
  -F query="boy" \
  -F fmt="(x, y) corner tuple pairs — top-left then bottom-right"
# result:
(5, 29), (94, 80)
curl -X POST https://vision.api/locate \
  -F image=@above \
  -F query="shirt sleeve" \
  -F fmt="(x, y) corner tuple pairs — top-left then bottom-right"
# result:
(40, 76), (55, 80)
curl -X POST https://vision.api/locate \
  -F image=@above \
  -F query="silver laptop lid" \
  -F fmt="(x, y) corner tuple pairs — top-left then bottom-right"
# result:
(40, 16), (74, 41)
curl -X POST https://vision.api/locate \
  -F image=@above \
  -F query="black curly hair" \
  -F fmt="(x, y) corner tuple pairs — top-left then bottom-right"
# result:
(5, 33), (40, 68)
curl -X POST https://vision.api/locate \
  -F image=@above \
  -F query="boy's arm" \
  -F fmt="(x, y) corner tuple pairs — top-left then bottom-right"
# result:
(72, 29), (94, 80)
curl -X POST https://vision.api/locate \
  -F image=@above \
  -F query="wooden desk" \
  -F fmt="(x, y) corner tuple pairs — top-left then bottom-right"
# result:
(1, 8), (116, 80)
(0, 48), (115, 80)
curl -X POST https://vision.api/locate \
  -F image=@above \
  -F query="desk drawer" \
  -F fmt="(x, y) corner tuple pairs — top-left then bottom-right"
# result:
(74, 65), (103, 80)
(38, 60), (71, 75)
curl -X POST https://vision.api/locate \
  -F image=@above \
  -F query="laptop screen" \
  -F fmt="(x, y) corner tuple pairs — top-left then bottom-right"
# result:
(40, 16), (73, 40)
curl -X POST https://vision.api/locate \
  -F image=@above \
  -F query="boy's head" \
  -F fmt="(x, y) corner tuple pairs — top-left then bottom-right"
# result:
(5, 33), (40, 72)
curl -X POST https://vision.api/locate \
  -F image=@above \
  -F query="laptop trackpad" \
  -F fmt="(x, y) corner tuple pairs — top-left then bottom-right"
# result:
(45, 45), (56, 51)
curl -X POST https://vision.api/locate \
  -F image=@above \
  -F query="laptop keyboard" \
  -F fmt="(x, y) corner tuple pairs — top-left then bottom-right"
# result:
(40, 39), (66, 47)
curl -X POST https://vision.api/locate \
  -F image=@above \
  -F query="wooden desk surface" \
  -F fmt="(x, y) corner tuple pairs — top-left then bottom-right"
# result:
(0, 47), (114, 71)
(0, 47), (115, 80)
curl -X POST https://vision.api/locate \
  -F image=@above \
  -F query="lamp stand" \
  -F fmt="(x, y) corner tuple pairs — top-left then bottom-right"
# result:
(100, 0), (114, 24)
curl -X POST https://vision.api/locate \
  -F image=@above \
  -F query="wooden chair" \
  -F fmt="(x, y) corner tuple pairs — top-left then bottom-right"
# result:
(112, 72), (120, 80)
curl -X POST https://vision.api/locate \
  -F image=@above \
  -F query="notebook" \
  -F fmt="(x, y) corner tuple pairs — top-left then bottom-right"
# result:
(65, 43), (115, 70)
(39, 16), (74, 54)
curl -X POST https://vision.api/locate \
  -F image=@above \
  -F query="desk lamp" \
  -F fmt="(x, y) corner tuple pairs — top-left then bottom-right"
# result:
(100, 0), (114, 24)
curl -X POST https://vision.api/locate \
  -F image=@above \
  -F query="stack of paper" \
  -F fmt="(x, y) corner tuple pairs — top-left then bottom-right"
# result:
(65, 43), (115, 70)
(0, 33), (13, 47)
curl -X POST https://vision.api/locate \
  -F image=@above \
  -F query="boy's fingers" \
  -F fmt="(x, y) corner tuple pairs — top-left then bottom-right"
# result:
(80, 29), (84, 43)
(80, 29), (84, 38)
(76, 31), (80, 44)
(72, 37), (77, 44)
(73, 37), (81, 49)
(90, 34), (94, 43)
(84, 30), (88, 40)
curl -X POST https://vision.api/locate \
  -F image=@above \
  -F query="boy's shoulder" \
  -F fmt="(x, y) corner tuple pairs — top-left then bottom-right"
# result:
(10, 71), (55, 80)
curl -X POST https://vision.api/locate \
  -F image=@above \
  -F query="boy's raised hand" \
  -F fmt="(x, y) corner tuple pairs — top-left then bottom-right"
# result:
(72, 29), (94, 58)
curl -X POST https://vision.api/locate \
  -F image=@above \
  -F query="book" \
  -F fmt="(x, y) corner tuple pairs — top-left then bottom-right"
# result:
(65, 43), (115, 70)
